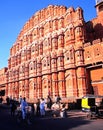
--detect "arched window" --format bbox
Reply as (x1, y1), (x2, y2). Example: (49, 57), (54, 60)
(29, 62), (34, 70)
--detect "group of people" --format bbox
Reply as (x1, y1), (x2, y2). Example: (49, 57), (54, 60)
(35, 94), (67, 118)
(9, 97), (28, 119)
(34, 96), (52, 117)
(27, 95), (62, 118)
(8, 94), (67, 120)
(18, 96), (47, 119)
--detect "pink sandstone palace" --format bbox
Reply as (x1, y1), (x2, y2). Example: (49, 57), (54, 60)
(0, 0), (103, 102)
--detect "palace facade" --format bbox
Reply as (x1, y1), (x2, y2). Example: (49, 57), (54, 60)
(0, 0), (103, 102)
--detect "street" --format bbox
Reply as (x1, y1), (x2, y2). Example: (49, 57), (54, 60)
(0, 104), (103, 130)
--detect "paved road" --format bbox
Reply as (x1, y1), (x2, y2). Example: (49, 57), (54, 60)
(0, 104), (103, 130)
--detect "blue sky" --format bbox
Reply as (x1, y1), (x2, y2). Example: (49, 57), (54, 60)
(0, 0), (96, 69)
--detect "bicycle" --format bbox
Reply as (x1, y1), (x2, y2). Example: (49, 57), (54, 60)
(16, 106), (32, 125)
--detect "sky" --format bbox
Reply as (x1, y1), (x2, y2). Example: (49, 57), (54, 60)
(0, 0), (96, 69)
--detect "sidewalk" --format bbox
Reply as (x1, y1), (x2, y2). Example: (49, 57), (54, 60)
(0, 103), (10, 109)
(67, 110), (86, 118)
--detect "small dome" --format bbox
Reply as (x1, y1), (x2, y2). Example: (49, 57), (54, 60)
(67, 6), (75, 13)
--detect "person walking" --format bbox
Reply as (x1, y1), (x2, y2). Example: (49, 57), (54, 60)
(20, 97), (28, 120)
(10, 100), (17, 116)
(19, 95), (22, 104)
(6, 96), (10, 105)
(56, 95), (61, 104)
(40, 98), (45, 117)
(31, 103), (35, 115)
(47, 95), (52, 109)
(36, 98), (40, 117)
(60, 103), (67, 118)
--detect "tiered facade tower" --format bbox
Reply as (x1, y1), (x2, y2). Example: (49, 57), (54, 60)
(0, 0), (103, 102)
